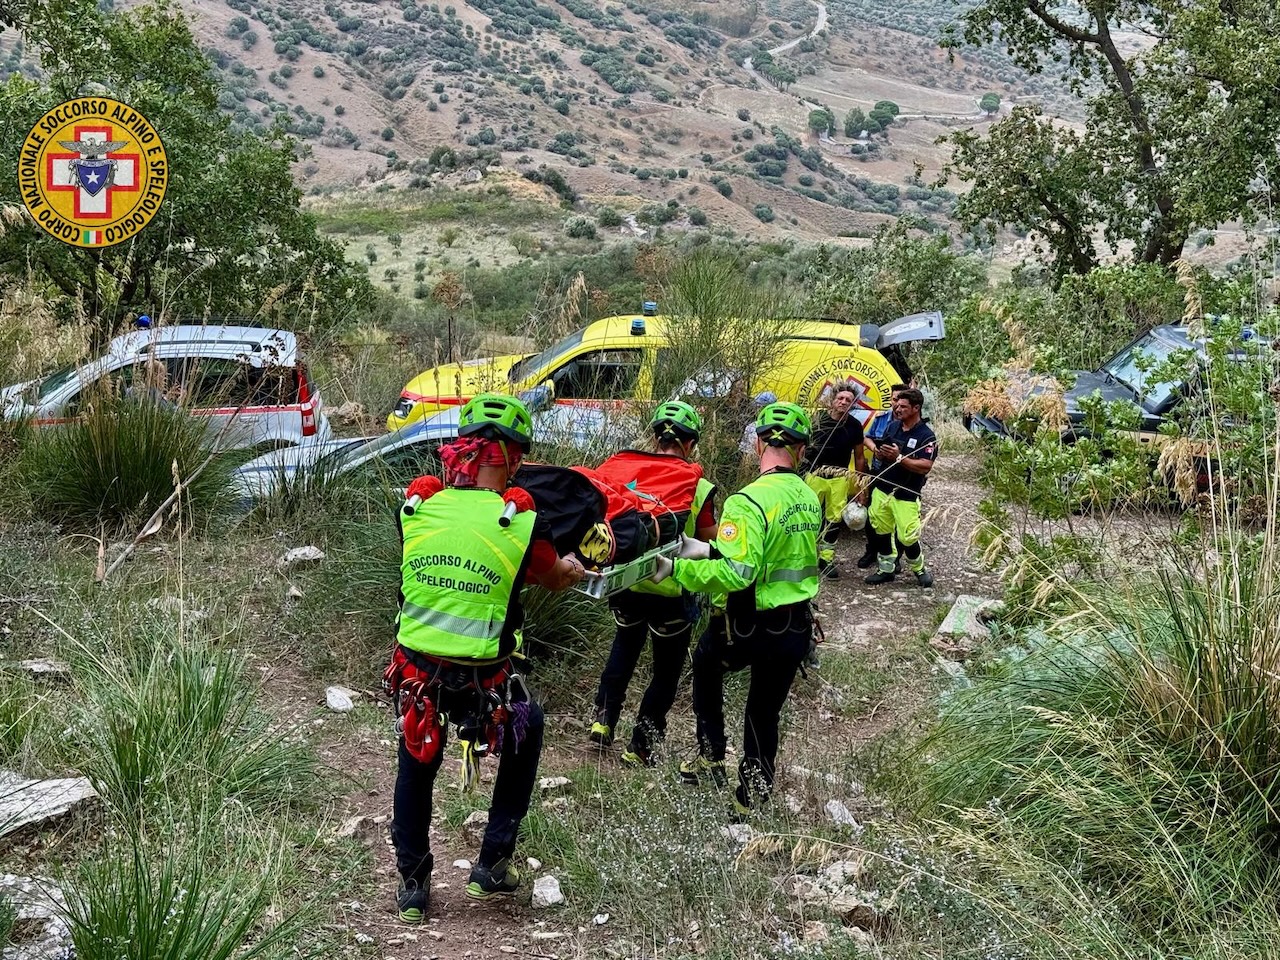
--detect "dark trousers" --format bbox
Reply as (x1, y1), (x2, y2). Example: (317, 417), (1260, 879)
(691, 603), (812, 807)
(594, 590), (695, 750)
(392, 698), (545, 883)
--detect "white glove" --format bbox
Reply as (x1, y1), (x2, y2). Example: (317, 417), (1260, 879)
(677, 534), (711, 560)
(651, 555), (674, 583)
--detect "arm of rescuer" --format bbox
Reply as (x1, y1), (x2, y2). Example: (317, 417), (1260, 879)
(506, 488), (586, 591)
(694, 487), (719, 542)
(875, 437), (937, 476)
(662, 491), (764, 593)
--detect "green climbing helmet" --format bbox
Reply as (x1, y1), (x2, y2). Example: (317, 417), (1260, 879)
(458, 393), (534, 451)
(755, 401), (811, 446)
(650, 400), (702, 442)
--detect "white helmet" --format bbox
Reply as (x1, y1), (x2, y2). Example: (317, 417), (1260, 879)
(842, 501), (867, 531)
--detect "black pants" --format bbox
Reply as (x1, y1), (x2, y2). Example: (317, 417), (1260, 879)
(392, 695), (545, 884)
(691, 603), (812, 808)
(594, 590), (696, 751)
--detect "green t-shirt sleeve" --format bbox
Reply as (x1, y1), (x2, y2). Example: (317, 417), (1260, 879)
(672, 491), (763, 594)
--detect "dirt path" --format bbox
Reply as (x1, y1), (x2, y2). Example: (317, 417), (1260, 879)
(316, 455), (995, 958)
(743, 0), (828, 84)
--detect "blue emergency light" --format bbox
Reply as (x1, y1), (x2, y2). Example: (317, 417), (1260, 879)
(631, 318), (646, 335)
(642, 301), (658, 316)
(135, 314), (152, 329)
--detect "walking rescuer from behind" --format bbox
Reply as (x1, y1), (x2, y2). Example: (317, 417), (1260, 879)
(588, 401), (718, 766)
(651, 402), (821, 816)
(802, 381), (867, 580)
(384, 394), (586, 924)
(864, 388), (937, 588)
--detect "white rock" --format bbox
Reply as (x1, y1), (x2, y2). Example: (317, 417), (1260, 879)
(592, 912), (610, 925)
(720, 823), (752, 845)
(278, 546), (325, 570)
(936, 594), (1003, 639)
(0, 772), (99, 837)
(325, 686), (356, 712)
(803, 919), (829, 943)
(531, 875), (564, 908)
(825, 799), (862, 829)
(286, 584), (304, 600)
(452, 859), (471, 870)
(333, 815), (375, 841)
(538, 776), (571, 792)
(936, 657), (971, 687)
(462, 810), (489, 845)
(526, 857), (542, 871)
(12, 659), (71, 680)
(0, 874), (72, 959)
(354, 932), (374, 945)
(819, 859), (865, 887)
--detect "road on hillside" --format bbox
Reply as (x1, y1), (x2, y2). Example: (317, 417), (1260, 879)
(742, 0), (827, 79)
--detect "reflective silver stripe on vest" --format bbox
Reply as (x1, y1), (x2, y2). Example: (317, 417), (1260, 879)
(726, 559), (755, 580)
(765, 566), (818, 583)
(400, 600), (496, 640)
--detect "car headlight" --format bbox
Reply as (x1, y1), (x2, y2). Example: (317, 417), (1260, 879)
(393, 398), (414, 419)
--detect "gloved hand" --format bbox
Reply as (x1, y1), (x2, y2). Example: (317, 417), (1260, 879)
(677, 534), (711, 560)
(502, 487), (535, 513)
(406, 475), (444, 502)
(650, 555), (674, 584)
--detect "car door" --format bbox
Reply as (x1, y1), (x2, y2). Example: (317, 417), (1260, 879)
(542, 347), (647, 451)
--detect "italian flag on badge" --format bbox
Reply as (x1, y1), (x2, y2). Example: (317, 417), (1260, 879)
(81, 229), (101, 245)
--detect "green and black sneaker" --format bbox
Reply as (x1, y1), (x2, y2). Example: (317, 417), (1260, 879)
(396, 880), (429, 924)
(466, 857), (520, 900)
(588, 714), (614, 748)
(678, 755), (728, 788)
(621, 743), (654, 767)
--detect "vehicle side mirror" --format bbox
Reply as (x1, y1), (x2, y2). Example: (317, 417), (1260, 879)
(521, 382), (554, 413)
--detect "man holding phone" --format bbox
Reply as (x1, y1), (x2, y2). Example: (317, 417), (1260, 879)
(863, 388), (937, 588)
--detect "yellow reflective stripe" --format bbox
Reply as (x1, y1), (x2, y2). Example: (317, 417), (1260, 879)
(400, 600), (497, 640)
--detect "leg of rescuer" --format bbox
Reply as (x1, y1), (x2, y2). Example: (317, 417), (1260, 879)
(390, 394), (585, 923)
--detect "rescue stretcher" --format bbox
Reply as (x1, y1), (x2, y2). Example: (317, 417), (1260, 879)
(573, 539), (683, 600)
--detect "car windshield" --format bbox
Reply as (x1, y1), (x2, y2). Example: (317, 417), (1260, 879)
(507, 329), (585, 384)
(36, 365), (80, 400)
(324, 431), (407, 471)
(1101, 334), (1183, 411)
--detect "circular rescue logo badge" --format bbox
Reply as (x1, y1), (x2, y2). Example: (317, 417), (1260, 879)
(17, 97), (167, 248)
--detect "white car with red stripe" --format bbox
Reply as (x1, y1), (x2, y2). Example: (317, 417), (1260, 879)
(1, 324), (330, 449)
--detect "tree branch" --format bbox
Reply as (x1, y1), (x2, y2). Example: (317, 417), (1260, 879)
(1027, 0), (1100, 44)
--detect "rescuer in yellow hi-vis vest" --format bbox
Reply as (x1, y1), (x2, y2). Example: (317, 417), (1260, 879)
(384, 394), (585, 924)
(651, 401), (823, 816)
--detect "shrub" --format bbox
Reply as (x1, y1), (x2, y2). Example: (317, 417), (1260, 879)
(564, 215), (598, 240)
(753, 203), (774, 222)
(381, 127), (395, 141)
(597, 206), (623, 228)
(16, 395), (232, 528)
(687, 206), (707, 226)
(713, 178), (732, 197)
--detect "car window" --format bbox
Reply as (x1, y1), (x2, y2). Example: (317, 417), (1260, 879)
(166, 357), (294, 408)
(550, 348), (644, 401)
(61, 362), (143, 415)
(1102, 335), (1182, 411)
(508, 329), (586, 384)
(36, 365), (80, 400)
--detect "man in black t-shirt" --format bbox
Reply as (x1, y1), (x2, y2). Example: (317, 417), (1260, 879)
(802, 381), (866, 579)
(863, 388), (937, 588)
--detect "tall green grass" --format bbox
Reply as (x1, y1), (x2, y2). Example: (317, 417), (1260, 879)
(17, 395), (232, 528)
(918, 503), (1280, 954)
(73, 637), (315, 818)
(65, 827), (305, 960)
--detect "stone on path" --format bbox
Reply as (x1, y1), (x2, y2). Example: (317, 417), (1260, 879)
(0, 873), (73, 960)
(931, 594), (1004, 659)
(462, 810), (488, 845)
(531, 875), (564, 908)
(538, 776), (571, 793)
(325, 686), (357, 712)
(278, 546), (325, 570)
(0, 772), (98, 837)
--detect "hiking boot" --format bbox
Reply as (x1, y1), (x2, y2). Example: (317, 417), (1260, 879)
(589, 717), (614, 748)
(396, 880), (429, 924)
(864, 570), (896, 585)
(466, 858), (520, 900)
(856, 550), (876, 569)
(678, 756), (728, 788)
(730, 794), (752, 822)
(914, 568), (934, 588)
(621, 743), (654, 767)
(818, 559), (840, 580)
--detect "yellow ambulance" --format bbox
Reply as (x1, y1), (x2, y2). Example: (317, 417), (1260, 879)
(387, 308), (944, 432)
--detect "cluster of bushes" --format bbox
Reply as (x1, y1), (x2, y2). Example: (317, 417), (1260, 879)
(580, 48), (643, 93)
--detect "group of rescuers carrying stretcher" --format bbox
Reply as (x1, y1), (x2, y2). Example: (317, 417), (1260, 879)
(384, 382), (938, 923)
